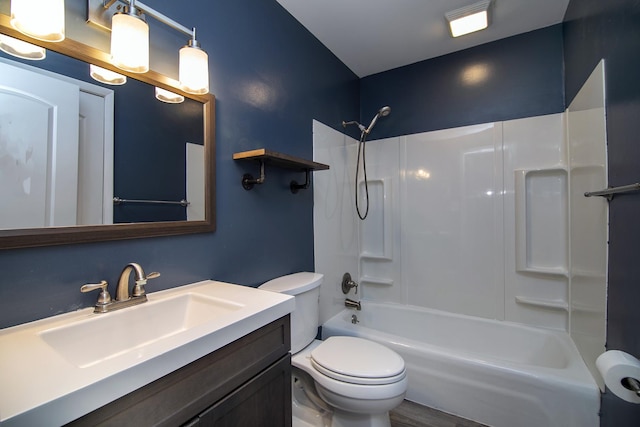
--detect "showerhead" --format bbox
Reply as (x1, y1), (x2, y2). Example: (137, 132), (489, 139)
(379, 106), (391, 117)
(342, 106), (391, 137)
(365, 106), (391, 134)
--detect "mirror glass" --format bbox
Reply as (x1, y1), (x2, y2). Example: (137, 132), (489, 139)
(0, 20), (215, 249)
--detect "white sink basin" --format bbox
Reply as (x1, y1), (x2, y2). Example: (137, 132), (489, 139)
(40, 293), (243, 368)
(0, 280), (294, 427)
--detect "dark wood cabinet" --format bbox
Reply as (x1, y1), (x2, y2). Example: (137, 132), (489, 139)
(67, 316), (291, 427)
(188, 355), (291, 427)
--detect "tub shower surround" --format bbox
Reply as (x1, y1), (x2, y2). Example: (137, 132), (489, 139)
(322, 302), (599, 427)
(312, 66), (607, 426)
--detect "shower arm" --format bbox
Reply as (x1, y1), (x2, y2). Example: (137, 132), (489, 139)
(343, 106), (390, 137)
(342, 120), (366, 134)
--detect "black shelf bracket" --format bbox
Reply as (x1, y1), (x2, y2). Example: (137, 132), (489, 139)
(241, 160), (266, 190)
(290, 169), (311, 194)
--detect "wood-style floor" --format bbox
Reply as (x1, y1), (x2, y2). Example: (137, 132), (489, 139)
(390, 400), (488, 427)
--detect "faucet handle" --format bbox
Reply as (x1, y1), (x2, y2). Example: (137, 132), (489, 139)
(341, 272), (358, 294)
(132, 271), (160, 297)
(81, 280), (112, 306)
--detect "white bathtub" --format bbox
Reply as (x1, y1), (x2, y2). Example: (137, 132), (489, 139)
(321, 302), (600, 427)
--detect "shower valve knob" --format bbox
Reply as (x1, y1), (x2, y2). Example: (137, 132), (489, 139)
(341, 272), (358, 294)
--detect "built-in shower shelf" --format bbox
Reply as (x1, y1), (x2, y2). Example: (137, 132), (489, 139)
(514, 168), (568, 277)
(360, 276), (394, 286)
(233, 148), (329, 193)
(515, 296), (569, 311)
(517, 266), (569, 278)
(360, 253), (393, 261)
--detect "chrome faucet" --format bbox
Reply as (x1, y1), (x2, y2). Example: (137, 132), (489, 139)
(345, 298), (361, 310)
(117, 262), (159, 301)
(81, 263), (160, 313)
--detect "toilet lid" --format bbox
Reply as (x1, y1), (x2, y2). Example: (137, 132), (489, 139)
(310, 336), (406, 385)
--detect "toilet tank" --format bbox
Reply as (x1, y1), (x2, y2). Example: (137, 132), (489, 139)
(259, 272), (323, 353)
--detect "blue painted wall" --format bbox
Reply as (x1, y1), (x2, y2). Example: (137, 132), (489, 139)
(111, 80), (203, 223)
(564, 0), (640, 425)
(0, 0), (359, 328)
(358, 25), (565, 140)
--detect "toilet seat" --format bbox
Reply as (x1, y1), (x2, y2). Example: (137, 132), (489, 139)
(293, 340), (408, 402)
(310, 336), (406, 385)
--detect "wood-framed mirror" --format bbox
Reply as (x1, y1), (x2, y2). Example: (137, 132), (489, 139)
(0, 14), (216, 249)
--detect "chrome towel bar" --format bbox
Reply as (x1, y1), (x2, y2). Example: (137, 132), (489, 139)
(584, 183), (640, 201)
(113, 197), (190, 206)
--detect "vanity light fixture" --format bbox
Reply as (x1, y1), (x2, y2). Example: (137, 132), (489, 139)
(10, 0), (65, 42)
(155, 87), (184, 103)
(90, 64), (127, 85)
(0, 34), (46, 60)
(110, 0), (149, 73)
(88, 0), (210, 94)
(445, 0), (491, 38)
(179, 28), (209, 95)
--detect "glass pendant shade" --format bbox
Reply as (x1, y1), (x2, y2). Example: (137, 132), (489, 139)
(155, 87), (184, 104)
(10, 0), (65, 42)
(179, 44), (209, 95)
(90, 64), (127, 85)
(0, 34), (46, 60)
(110, 13), (149, 73)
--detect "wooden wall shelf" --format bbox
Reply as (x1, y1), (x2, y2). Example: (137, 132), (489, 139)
(233, 149), (329, 193)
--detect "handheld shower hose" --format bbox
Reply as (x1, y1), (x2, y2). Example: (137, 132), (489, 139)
(342, 106), (391, 220)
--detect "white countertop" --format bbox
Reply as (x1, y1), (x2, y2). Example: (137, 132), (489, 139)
(0, 280), (294, 426)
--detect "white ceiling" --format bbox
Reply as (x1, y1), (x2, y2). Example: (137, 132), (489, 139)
(276, 0), (570, 77)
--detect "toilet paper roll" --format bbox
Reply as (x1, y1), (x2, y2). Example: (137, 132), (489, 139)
(596, 350), (640, 403)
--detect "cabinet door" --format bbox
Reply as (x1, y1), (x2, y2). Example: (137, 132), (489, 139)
(197, 355), (292, 427)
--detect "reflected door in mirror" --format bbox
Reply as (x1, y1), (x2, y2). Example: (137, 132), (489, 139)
(1, 60), (80, 228)
(0, 59), (112, 229)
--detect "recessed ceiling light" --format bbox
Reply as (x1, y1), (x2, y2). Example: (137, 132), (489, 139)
(445, 0), (491, 38)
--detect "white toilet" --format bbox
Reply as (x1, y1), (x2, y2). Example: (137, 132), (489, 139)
(259, 272), (408, 427)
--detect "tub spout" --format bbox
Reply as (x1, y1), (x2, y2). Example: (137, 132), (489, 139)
(345, 298), (361, 310)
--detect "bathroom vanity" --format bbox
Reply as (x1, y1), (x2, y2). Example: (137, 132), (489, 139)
(0, 281), (295, 426)
(68, 316), (292, 426)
